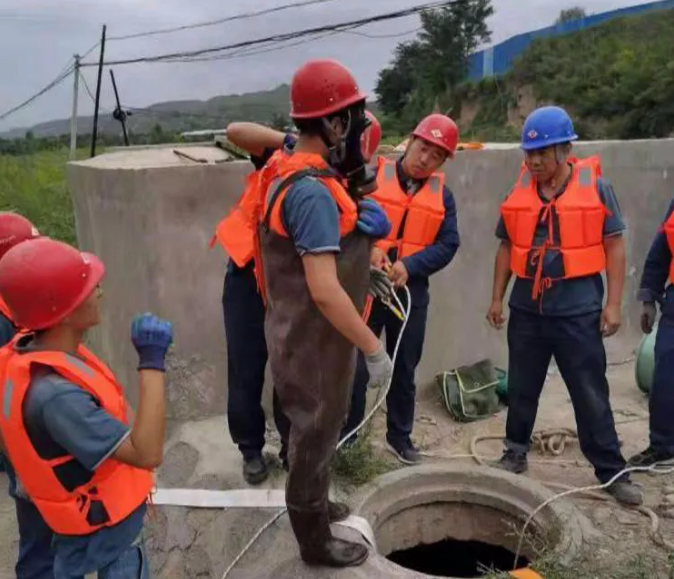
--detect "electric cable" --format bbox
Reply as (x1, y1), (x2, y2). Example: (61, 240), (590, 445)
(80, 1), (455, 67)
(107, 0), (342, 41)
(0, 64), (74, 122)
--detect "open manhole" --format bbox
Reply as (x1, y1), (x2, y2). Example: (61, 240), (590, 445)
(351, 464), (591, 578)
(387, 538), (529, 577)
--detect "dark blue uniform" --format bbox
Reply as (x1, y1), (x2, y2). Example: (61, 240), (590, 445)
(343, 159), (460, 449)
(495, 176), (629, 483)
(637, 199), (674, 456)
(223, 137), (295, 462)
(0, 314), (56, 579)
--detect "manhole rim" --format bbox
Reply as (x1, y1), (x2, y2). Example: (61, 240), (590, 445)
(350, 464), (593, 577)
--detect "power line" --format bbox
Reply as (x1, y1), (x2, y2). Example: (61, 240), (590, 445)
(107, 0), (340, 41)
(0, 64), (74, 122)
(81, 0), (451, 67)
(80, 72), (96, 103)
(158, 25), (422, 64)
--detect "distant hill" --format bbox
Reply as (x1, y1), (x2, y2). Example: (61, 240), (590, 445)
(2, 84), (293, 139)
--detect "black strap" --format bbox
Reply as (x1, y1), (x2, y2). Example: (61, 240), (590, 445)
(262, 167), (337, 230)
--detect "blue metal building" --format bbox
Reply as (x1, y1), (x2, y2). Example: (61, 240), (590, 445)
(468, 0), (674, 79)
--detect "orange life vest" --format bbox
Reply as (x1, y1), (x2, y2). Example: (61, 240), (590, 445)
(663, 211), (674, 284)
(210, 171), (262, 268)
(500, 156), (607, 299)
(253, 150), (359, 302)
(369, 156), (445, 259)
(0, 295), (12, 322)
(0, 338), (154, 536)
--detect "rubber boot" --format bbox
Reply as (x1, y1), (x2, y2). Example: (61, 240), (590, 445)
(328, 501), (350, 523)
(289, 508), (369, 568)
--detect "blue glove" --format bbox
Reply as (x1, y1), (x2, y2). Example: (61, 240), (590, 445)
(131, 313), (174, 372)
(357, 199), (391, 239)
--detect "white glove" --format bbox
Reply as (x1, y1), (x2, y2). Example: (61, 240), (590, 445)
(365, 344), (394, 389)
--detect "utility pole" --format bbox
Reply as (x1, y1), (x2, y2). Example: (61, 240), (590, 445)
(69, 54), (81, 160)
(90, 24), (107, 158)
(110, 70), (130, 146)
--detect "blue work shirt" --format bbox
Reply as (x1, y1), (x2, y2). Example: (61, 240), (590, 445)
(495, 175), (625, 317)
(15, 335), (145, 576)
(281, 176), (342, 256)
(227, 134), (297, 276)
(638, 199), (674, 318)
(387, 158), (461, 307)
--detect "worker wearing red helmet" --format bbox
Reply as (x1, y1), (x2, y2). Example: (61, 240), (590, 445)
(0, 237), (173, 577)
(257, 58), (392, 568)
(341, 114), (461, 465)
(0, 213), (56, 579)
(212, 112), (383, 485)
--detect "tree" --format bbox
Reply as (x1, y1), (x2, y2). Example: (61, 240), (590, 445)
(375, 0), (493, 125)
(556, 7), (587, 24)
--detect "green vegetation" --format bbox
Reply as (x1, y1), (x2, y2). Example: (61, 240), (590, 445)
(376, 0), (493, 135)
(332, 435), (394, 489)
(377, 4), (674, 142)
(509, 7), (674, 139)
(0, 149), (75, 244)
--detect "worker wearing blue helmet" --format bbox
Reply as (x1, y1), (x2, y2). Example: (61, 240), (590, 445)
(486, 106), (642, 506)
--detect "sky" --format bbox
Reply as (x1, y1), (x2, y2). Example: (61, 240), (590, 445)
(0, 0), (660, 131)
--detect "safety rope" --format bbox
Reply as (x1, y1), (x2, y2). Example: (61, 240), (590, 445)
(220, 286), (412, 579)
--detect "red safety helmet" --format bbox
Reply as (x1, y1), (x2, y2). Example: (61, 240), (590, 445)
(0, 212), (40, 261)
(0, 238), (105, 330)
(290, 59), (367, 120)
(412, 114), (459, 157)
(361, 111), (381, 163)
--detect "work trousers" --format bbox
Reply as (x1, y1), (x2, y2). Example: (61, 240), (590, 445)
(342, 296), (428, 446)
(15, 496), (55, 579)
(505, 309), (627, 483)
(649, 314), (674, 455)
(222, 264), (290, 461)
(53, 539), (149, 579)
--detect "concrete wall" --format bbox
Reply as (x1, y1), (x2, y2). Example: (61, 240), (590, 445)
(68, 140), (674, 419)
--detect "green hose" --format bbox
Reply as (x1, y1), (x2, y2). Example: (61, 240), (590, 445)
(635, 326), (657, 394)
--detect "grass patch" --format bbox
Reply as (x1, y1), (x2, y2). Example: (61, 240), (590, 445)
(483, 552), (672, 578)
(332, 435), (393, 488)
(0, 148), (76, 244)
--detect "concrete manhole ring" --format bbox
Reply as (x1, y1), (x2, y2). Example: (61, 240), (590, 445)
(346, 464), (594, 578)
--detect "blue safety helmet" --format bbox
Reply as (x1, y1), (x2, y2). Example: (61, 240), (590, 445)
(521, 106), (578, 151)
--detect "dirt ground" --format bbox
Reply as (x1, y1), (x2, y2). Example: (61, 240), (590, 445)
(0, 362), (673, 577)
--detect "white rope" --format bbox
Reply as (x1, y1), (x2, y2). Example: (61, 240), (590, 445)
(514, 463), (674, 566)
(220, 286), (412, 579)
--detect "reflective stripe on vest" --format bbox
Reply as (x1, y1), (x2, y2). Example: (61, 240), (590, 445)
(664, 211), (674, 284)
(370, 156), (445, 259)
(500, 156), (606, 295)
(0, 337), (154, 535)
(210, 170), (261, 268)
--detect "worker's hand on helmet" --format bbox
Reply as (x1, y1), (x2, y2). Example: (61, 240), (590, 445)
(389, 261), (409, 288)
(641, 302), (657, 335)
(600, 303), (622, 338)
(486, 300), (506, 330)
(369, 267), (395, 302)
(357, 199), (391, 239)
(364, 343), (393, 390)
(131, 313), (174, 372)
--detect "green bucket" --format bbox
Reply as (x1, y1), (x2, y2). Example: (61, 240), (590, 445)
(635, 326), (657, 394)
(495, 367), (508, 402)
